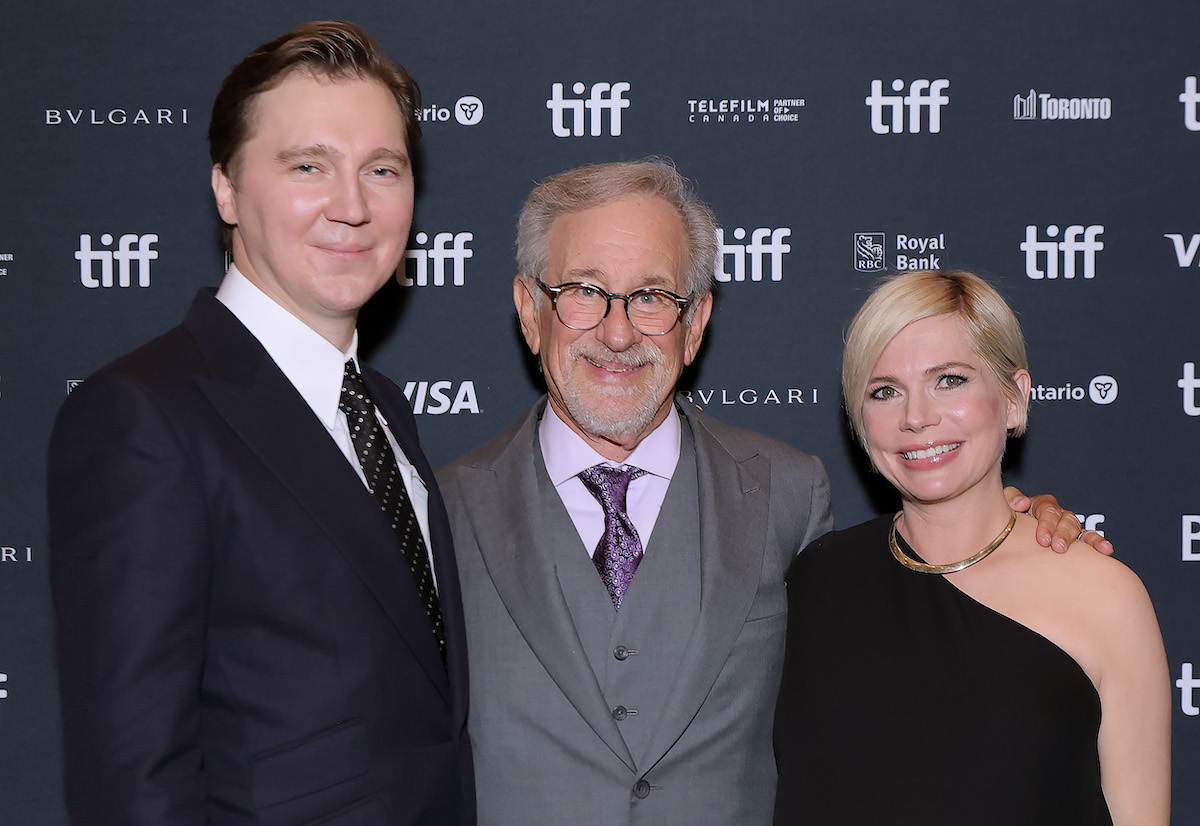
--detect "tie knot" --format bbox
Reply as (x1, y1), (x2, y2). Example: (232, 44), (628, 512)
(340, 360), (374, 417)
(579, 464), (645, 509)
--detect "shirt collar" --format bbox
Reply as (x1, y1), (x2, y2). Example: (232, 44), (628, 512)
(215, 264), (356, 431)
(539, 399), (681, 486)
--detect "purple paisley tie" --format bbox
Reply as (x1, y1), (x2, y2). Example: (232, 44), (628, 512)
(578, 464), (647, 609)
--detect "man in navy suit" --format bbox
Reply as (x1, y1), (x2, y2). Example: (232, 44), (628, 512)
(47, 21), (473, 825)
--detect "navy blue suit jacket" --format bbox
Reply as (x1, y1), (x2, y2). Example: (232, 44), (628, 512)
(48, 289), (474, 825)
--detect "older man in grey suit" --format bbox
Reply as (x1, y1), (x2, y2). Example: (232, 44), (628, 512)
(438, 159), (1093, 825)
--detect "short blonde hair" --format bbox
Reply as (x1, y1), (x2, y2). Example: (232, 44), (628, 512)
(842, 270), (1029, 451)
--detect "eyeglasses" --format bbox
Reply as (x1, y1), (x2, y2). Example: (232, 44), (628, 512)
(535, 280), (691, 336)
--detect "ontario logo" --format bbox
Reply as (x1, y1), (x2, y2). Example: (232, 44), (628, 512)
(1031, 375), (1118, 405)
(417, 95), (484, 126)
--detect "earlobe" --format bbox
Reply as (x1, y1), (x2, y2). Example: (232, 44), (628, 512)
(513, 275), (542, 355)
(1008, 369), (1033, 429)
(212, 165), (238, 225)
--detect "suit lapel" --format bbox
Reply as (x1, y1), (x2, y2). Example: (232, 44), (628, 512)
(459, 403), (635, 770)
(639, 400), (771, 771)
(184, 292), (451, 700)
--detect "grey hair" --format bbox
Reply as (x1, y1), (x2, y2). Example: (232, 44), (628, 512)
(516, 158), (718, 305)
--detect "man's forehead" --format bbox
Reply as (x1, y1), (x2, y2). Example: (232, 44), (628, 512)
(546, 197), (689, 281)
(243, 70), (402, 138)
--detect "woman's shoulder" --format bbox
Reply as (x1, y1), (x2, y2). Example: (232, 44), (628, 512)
(979, 516), (1162, 684)
(1029, 527), (1154, 616)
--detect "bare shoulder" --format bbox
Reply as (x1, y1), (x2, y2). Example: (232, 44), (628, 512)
(958, 516), (1162, 687)
(1048, 535), (1156, 621)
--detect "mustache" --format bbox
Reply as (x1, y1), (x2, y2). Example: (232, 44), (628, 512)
(568, 340), (666, 368)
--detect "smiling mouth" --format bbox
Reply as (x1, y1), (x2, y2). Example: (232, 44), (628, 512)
(901, 442), (961, 461)
(584, 356), (644, 374)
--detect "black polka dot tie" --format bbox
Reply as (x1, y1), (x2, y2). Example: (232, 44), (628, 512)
(340, 360), (444, 662)
(578, 464), (646, 610)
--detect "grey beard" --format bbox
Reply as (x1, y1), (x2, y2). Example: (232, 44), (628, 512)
(559, 341), (671, 442)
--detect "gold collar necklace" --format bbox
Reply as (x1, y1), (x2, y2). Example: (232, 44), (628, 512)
(889, 511), (1016, 575)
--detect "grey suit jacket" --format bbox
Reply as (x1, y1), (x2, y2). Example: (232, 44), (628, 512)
(437, 396), (832, 825)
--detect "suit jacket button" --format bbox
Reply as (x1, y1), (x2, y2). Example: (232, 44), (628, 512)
(612, 705), (628, 721)
(633, 779), (651, 799)
(614, 645), (629, 660)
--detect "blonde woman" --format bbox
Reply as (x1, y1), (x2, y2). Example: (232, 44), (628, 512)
(773, 270), (1169, 825)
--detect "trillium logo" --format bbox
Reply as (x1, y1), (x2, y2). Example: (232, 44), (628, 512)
(1088, 375), (1118, 404)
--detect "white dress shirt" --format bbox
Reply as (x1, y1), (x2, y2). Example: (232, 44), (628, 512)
(216, 265), (435, 575)
(539, 401), (681, 558)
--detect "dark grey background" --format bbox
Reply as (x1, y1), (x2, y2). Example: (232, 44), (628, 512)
(2, 1), (1197, 820)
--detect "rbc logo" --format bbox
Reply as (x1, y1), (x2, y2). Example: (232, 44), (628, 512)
(401, 232), (473, 287)
(547, 82), (630, 137)
(76, 233), (159, 288)
(1020, 225), (1104, 279)
(1180, 76), (1200, 131)
(716, 227), (791, 282)
(854, 233), (885, 272)
(866, 78), (950, 134)
(404, 381), (479, 414)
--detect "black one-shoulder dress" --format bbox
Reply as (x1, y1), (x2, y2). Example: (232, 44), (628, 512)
(773, 516), (1111, 825)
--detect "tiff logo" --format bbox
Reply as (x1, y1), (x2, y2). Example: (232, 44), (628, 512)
(1020, 225), (1103, 280)
(1180, 363), (1200, 416)
(1165, 233), (1200, 267)
(866, 78), (950, 134)
(1179, 663), (1200, 715)
(76, 233), (158, 288)
(716, 227), (791, 282)
(547, 82), (630, 137)
(401, 232), (473, 287)
(1181, 76), (1200, 131)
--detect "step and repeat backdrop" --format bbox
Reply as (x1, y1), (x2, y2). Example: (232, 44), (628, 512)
(2, 0), (1197, 819)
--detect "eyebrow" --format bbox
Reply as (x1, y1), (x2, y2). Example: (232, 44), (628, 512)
(275, 145), (409, 167)
(276, 144), (340, 165)
(560, 267), (679, 291)
(867, 360), (979, 385)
